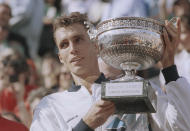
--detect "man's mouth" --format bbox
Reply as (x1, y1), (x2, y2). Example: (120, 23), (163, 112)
(70, 57), (84, 63)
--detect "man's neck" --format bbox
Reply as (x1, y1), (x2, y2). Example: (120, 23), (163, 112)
(71, 71), (101, 94)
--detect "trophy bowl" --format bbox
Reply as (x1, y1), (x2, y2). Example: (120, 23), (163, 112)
(96, 17), (166, 114)
(96, 17), (165, 71)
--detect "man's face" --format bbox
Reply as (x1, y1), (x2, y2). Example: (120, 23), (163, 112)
(0, 6), (11, 26)
(55, 23), (98, 76)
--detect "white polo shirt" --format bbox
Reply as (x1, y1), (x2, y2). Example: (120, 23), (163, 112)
(30, 69), (190, 131)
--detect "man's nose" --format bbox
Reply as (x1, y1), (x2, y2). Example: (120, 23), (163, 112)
(70, 42), (78, 54)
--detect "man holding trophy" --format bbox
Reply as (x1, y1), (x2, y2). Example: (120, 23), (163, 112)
(30, 12), (190, 131)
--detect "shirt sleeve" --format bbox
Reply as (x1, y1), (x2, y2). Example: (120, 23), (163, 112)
(151, 77), (190, 131)
(73, 119), (94, 131)
(162, 65), (180, 84)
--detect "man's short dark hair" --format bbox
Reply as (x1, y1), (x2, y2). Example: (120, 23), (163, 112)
(53, 12), (88, 32)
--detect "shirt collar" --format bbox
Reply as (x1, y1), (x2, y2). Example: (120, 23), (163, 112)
(68, 73), (108, 92)
(94, 73), (108, 84)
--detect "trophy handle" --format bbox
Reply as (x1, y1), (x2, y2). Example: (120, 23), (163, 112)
(84, 21), (97, 41)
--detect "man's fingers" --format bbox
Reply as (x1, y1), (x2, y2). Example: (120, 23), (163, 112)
(101, 106), (115, 118)
(165, 18), (181, 41)
(95, 99), (115, 114)
(96, 99), (114, 107)
(93, 106), (115, 126)
(98, 102), (115, 113)
(176, 17), (181, 35)
(167, 20), (178, 33)
(98, 104), (115, 118)
(165, 23), (177, 39)
(161, 35), (167, 58)
(163, 28), (170, 45)
(163, 29), (174, 52)
(83, 100), (115, 129)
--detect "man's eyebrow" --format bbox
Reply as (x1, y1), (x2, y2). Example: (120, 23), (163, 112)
(72, 34), (84, 39)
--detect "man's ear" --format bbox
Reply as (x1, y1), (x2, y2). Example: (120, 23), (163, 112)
(58, 53), (64, 64)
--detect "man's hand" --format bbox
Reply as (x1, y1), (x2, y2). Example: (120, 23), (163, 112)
(161, 17), (181, 68)
(83, 100), (115, 129)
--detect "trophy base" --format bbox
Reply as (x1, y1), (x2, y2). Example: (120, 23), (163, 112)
(101, 80), (157, 114)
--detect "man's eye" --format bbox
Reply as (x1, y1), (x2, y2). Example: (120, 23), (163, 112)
(74, 37), (82, 43)
(60, 42), (69, 49)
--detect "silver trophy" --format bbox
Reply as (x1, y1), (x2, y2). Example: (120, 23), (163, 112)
(93, 17), (168, 114)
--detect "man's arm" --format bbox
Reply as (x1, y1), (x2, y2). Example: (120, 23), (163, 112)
(150, 66), (190, 131)
(73, 119), (94, 131)
(162, 65), (179, 84)
(160, 17), (181, 69)
(30, 97), (115, 131)
(82, 100), (115, 130)
(73, 100), (115, 131)
(150, 17), (190, 130)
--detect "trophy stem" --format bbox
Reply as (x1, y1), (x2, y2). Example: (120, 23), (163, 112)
(120, 70), (136, 81)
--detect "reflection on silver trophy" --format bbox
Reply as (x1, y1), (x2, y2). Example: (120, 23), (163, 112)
(94, 17), (168, 114)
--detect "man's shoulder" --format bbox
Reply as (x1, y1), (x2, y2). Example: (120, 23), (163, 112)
(36, 91), (67, 107)
(35, 90), (79, 110)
